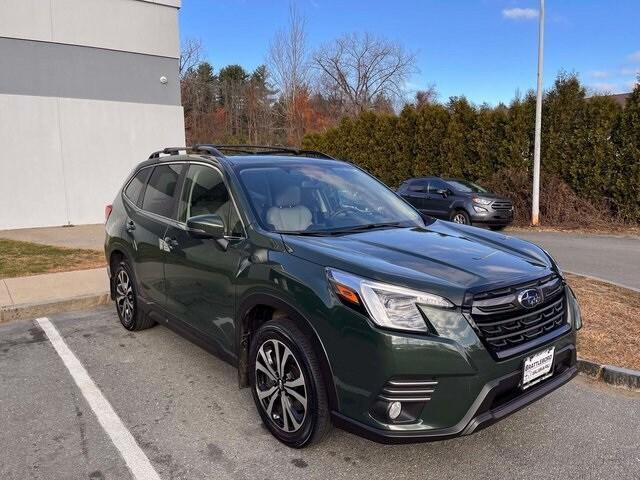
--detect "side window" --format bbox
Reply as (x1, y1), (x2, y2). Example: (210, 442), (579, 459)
(140, 164), (183, 218)
(124, 168), (151, 206)
(228, 204), (244, 237)
(428, 179), (448, 193)
(180, 165), (244, 236)
(408, 180), (428, 192)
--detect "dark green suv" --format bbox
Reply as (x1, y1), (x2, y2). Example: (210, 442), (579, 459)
(105, 145), (581, 448)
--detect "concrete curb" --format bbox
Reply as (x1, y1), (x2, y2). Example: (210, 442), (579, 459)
(577, 358), (640, 390)
(0, 293), (110, 324)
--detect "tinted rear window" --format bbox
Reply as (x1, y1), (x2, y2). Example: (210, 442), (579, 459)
(141, 164), (183, 218)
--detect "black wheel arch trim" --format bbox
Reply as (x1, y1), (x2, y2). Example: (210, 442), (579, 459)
(106, 242), (136, 299)
(236, 292), (340, 412)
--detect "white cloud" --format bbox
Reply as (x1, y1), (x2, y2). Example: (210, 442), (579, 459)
(589, 70), (610, 79)
(591, 82), (619, 93)
(590, 82), (633, 93)
(620, 67), (639, 76)
(628, 51), (640, 63)
(502, 8), (539, 20)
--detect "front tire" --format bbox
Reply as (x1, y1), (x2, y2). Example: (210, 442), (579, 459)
(113, 261), (155, 331)
(250, 318), (331, 448)
(451, 209), (470, 225)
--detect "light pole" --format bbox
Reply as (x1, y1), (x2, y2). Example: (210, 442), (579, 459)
(532, 0), (545, 225)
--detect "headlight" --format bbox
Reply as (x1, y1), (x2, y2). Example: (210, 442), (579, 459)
(327, 269), (454, 332)
(472, 197), (492, 205)
(568, 286), (582, 330)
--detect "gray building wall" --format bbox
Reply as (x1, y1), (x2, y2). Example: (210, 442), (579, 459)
(0, 0), (185, 229)
(0, 37), (181, 105)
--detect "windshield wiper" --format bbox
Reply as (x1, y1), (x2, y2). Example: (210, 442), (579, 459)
(323, 222), (407, 234)
(277, 230), (336, 236)
(277, 222), (407, 237)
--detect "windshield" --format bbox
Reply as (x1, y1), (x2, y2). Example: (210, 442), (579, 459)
(444, 179), (488, 193)
(236, 163), (424, 234)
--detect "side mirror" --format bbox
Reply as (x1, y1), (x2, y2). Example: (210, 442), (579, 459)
(436, 188), (449, 197)
(186, 214), (225, 239)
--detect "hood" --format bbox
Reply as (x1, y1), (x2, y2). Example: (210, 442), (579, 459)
(456, 191), (511, 202)
(281, 220), (552, 305)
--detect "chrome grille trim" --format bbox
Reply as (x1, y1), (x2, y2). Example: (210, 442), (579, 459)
(387, 380), (438, 387)
(470, 273), (568, 358)
(378, 379), (438, 403)
(491, 200), (513, 211)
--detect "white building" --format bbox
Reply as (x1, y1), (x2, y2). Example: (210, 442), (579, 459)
(0, 0), (185, 229)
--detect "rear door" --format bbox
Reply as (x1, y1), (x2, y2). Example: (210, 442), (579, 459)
(162, 163), (247, 358)
(125, 163), (184, 307)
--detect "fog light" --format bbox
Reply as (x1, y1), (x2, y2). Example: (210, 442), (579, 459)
(388, 401), (402, 420)
(473, 205), (488, 213)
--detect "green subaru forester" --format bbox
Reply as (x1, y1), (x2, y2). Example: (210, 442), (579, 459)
(104, 145), (581, 448)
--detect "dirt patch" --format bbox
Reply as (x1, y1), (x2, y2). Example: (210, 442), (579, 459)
(0, 239), (106, 279)
(566, 273), (640, 371)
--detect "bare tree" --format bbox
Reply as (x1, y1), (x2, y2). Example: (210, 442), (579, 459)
(415, 85), (438, 107)
(313, 33), (417, 115)
(179, 38), (204, 79)
(268, 4), (310, 144)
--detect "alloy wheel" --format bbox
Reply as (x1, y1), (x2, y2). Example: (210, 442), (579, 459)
(115, 269), (135, 326)
(255, 339), (308, 433)
(453, 213), (468, 224)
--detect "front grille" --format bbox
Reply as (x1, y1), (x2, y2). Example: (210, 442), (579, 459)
(377, 379), (437, 403)
(491, 200), (513, 211)
(471, 274), (568, 358)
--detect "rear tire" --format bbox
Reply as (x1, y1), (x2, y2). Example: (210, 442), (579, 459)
(450, 209), (470, 225)
(250, 318), (331, 448)
(113, 261), (155, 331)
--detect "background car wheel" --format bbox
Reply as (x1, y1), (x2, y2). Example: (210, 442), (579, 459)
(451, 210), (470, 225)
(113, 261), (155, 331)
(250, 318), (331, 448)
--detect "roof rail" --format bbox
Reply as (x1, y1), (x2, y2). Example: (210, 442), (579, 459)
(147, 144), (335, 161)
(210, 144), (335, 160)
(147, 145), (225, 160)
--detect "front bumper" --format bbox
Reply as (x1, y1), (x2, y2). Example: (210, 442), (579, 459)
(469, 208), (514, 226)
(322, 286), (580, 443)
(332, 344), (577, 444)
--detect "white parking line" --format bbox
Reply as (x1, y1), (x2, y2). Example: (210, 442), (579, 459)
(36, 317), (162, 480)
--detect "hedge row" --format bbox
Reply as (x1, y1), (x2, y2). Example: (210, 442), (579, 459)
(302, 74), (640, 223)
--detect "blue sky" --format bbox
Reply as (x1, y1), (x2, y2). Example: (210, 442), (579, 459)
(179, 0), (640, 105)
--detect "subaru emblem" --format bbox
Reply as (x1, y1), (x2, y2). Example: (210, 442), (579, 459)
(517, 288), (542, 309)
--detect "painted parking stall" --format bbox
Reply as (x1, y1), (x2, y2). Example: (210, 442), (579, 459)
(36, 317), (161, 480)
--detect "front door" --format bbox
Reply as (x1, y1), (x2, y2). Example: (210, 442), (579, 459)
(163, 163), (247, 358)
(424, 178), (453, 218)
(402, 180), (429, 211)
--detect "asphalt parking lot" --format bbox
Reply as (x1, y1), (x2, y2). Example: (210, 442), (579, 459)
(1, 306), (639, 480)
(511, 231), (640, 291)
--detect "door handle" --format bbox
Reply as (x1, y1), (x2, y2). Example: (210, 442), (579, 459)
(126, 220), (136, 232)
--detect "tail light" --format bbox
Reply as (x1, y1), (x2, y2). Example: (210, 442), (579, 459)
(105, 204), (113, 222)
